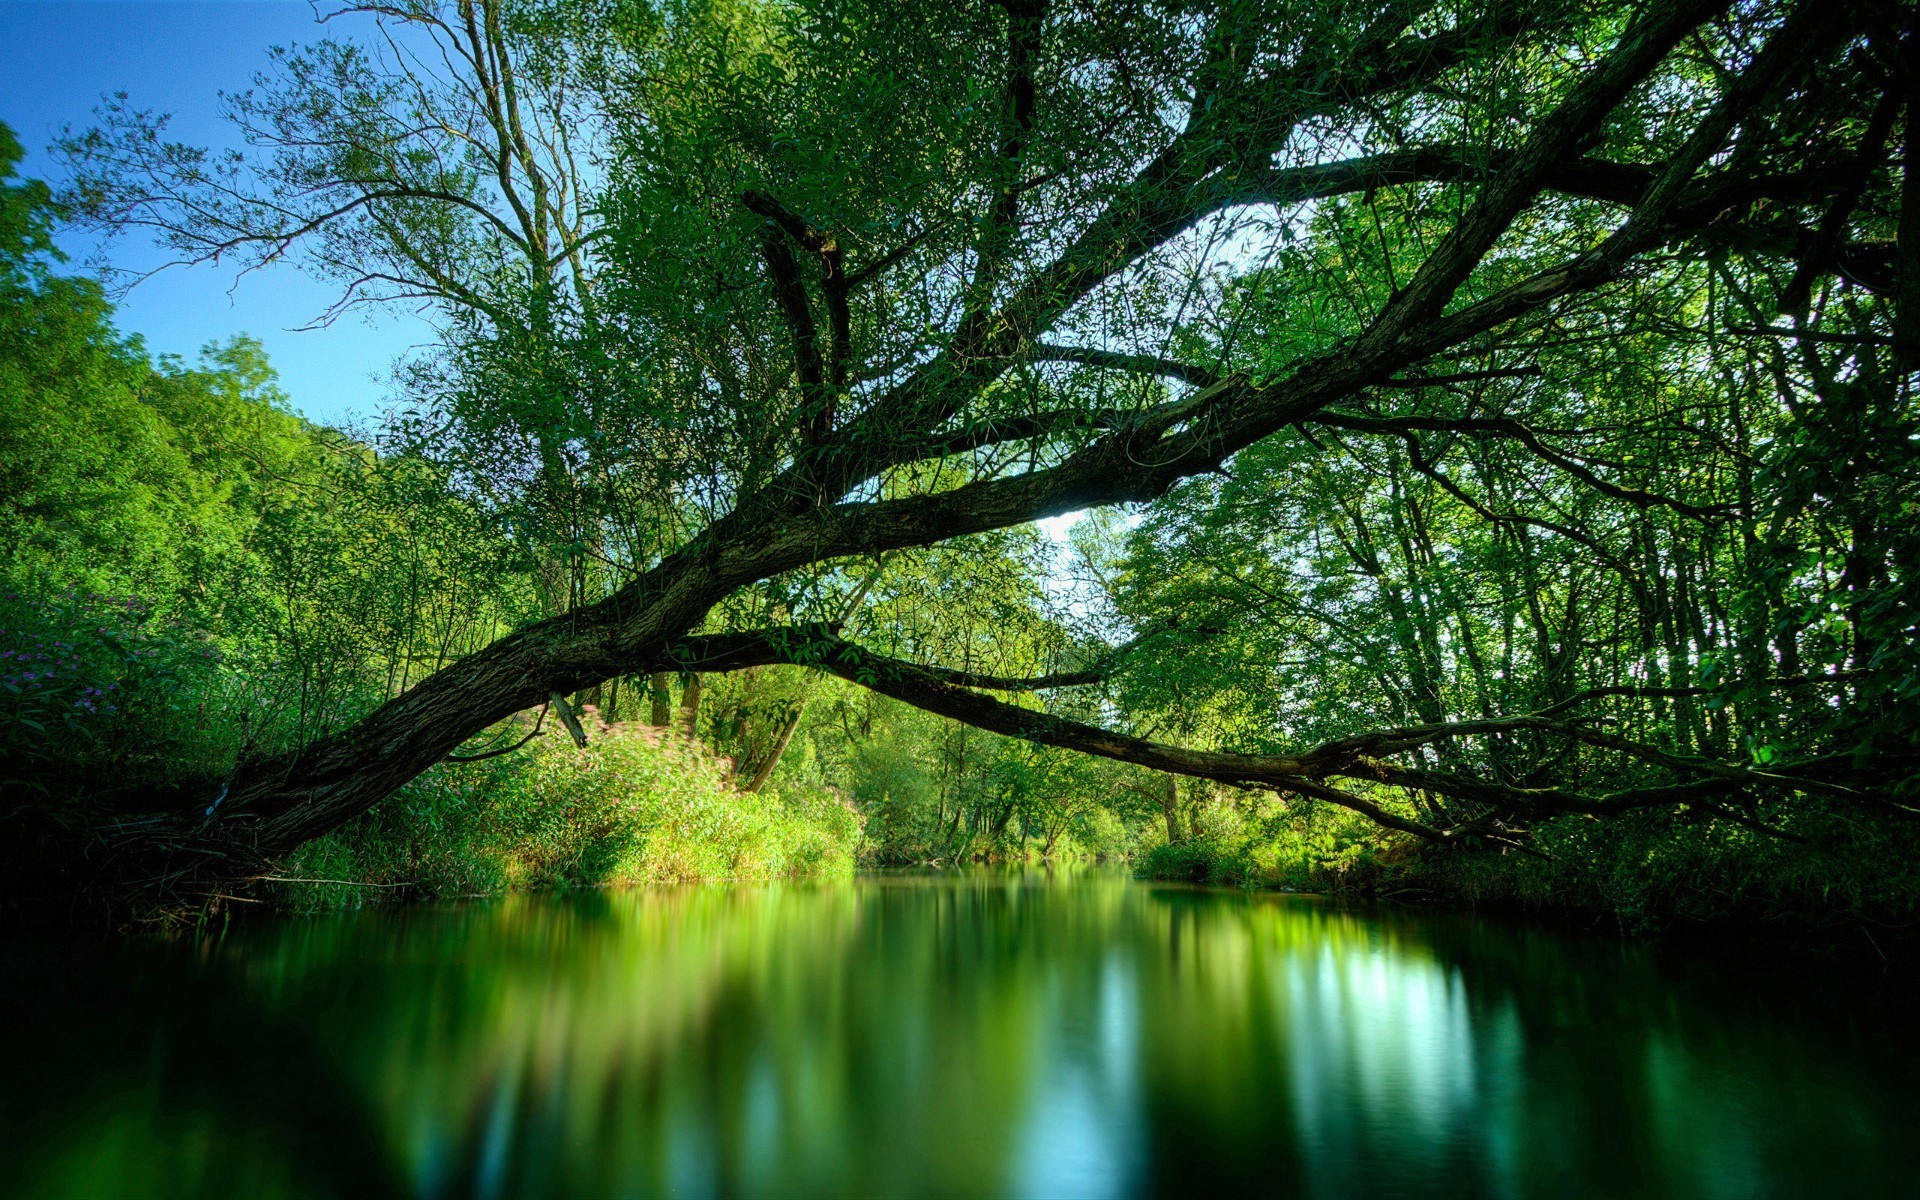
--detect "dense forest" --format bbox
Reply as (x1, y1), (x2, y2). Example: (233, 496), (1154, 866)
(1, 0), (1916, 935)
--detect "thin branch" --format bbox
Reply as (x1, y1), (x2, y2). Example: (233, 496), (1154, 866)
(1726, 324), (1896, 346)
(1030, 343), (1221, 386)
(445, 701), (548, 762)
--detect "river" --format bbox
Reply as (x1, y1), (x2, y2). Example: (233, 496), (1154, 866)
(2, 871), (1914, 1198)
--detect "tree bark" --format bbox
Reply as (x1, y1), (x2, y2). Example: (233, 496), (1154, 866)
(649, 672), (673, 727)
(550, 692), (589, 748)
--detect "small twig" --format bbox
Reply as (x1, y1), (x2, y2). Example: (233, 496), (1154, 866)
(1862, 925), (1887, 962)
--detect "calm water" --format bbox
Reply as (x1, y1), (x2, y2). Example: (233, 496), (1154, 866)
(2, 871), (1915, 1198)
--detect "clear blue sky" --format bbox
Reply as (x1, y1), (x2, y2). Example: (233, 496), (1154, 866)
(0, 1), (433, 426)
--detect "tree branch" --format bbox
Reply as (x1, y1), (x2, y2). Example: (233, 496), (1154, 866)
(445, 701), (549, 762)
(754, 219), (829, 436)
(745, 188), (850, 429)
(1314, 409), (1729, 521)
(1030, 342), (1222, 386)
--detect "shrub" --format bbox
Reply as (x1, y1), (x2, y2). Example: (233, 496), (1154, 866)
(1404, 805), (1920, 933)
(0, 587), (231, 811)
(1139, 839), (1261, 887)
(270, 717), (863, 910)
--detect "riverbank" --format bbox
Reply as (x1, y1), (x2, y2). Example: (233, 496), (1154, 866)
(1138, 817), (1920, 964)
(263, 722), (863, 911)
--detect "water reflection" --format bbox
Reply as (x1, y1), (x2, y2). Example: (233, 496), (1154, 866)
(3, 872), (1915, 1197)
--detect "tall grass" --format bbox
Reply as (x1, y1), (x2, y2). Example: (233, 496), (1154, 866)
(273, 717), (863, 910)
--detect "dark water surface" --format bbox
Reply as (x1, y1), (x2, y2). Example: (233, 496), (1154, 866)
(3, 872), (1916, 1198)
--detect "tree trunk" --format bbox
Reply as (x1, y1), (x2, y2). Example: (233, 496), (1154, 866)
(678, 672), (703, 740)
(1162, 773), (1182, 845)
(649, 672), (673, 727)
(550, 692), (590, 748)
(744, 697), (809, 793)
(165, 530), (746, 861)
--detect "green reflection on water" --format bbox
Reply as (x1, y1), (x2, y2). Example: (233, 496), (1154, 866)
(3, 871), (1915, 1198)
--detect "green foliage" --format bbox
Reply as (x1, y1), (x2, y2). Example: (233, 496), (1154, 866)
(1136, 789), (1408, 893)
(0, 589), (226, 808)
(846, 729), (943, 863)
(2, 130), (319, 604)
(1407, 809), (1920, 934)
(273, 723), (861, 910)
(0, 120), (870, 902)
(1139, 840), (1259, 888)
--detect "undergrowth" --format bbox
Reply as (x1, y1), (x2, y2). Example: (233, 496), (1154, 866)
(272, 719), (863, 910)
(1135, 798), (1920, 941)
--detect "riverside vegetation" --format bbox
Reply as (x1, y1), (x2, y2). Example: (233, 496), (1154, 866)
(0, 132), (861, 909)
(0, 0), (1916, 941)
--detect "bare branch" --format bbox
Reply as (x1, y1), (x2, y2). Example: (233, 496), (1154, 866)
(1030, 343), (1222, 386)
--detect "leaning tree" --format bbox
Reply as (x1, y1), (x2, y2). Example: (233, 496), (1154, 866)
(61, 0), (1916, 881)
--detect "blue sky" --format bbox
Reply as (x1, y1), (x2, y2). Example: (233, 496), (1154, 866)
(0, 1), (433, 426)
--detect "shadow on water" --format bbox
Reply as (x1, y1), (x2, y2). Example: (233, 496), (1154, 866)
(0, 937), (405, 1199)
(2, 871), (1915, 1198)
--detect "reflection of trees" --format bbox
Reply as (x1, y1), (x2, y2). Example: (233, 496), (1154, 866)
(235, 884), (870, 1196)
(6, 880), (1912, 1197)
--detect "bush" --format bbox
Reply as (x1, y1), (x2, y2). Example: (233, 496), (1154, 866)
(1135, 787), (1920, 937)
(1138, 839), (1261, 887)
(0, 587), (232, 809)
(0, 584), (862, 912)
(270, 718), (863, 910)
(848, 734), (944, 864)
(1403, 806), (1920, 934)
(1066, 805), (1136, 860)
(1134, 791), (1415, 893)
